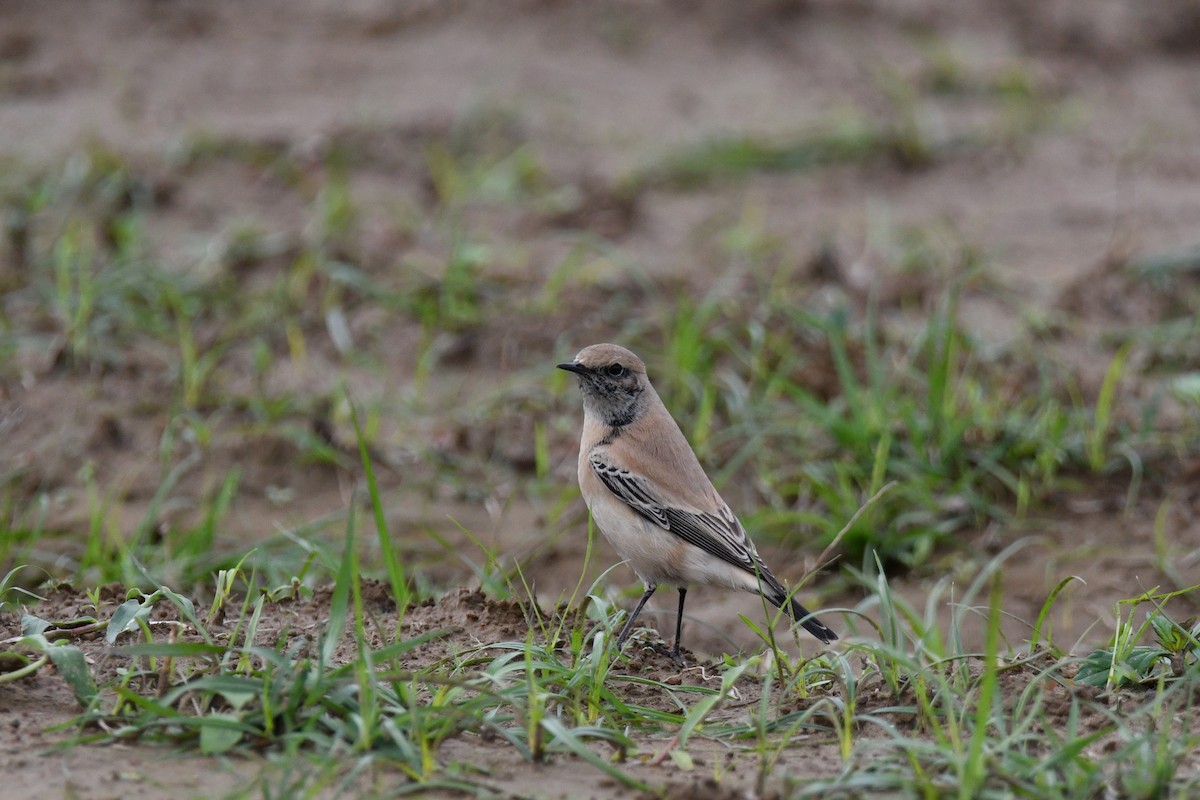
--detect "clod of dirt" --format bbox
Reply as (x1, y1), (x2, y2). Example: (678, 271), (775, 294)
(404, 586), (538, 643)
(651, 776), (766, 800)
(307, 578), (399, 614)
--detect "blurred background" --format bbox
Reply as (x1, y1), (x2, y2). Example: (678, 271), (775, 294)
(1, 0), (1198, 652)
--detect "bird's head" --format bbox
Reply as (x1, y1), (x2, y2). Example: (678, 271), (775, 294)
(558, 343), (650, 428)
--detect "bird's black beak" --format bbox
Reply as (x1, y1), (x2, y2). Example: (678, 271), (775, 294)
(557, 362), (588, 375)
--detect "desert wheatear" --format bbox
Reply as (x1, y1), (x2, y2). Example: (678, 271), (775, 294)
(559, 343), (836, 664)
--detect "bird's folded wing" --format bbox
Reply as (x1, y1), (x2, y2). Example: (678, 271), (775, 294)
(589, 454), (754, 571)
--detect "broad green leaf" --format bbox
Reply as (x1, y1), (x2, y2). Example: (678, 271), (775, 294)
(20, 614), (50, 636)
(200, 714), (245, 755)
(107, 599), (153, 643)
(44, 643), (97, 706)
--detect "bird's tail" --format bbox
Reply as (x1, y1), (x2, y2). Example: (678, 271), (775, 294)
(761, 577), (838, 644)
(783, 595), (838, 643)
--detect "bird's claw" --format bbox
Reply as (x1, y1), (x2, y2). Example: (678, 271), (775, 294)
(651, 642), (686, 668)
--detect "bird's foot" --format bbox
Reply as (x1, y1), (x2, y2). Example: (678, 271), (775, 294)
(651, 642), (686, 668)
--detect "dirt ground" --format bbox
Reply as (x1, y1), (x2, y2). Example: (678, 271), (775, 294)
(0, 581), (1158, 799)
(2, 0), (1200, 797)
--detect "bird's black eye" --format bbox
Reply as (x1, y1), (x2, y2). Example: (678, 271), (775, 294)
(605, 363), (626, 378)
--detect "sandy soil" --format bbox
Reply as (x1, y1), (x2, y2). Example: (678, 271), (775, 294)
(2, 0), (1199, 797)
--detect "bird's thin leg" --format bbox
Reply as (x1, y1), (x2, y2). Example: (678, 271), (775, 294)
(614, 583), (657, 649)
(648, 587), (687, 667)
(670, 587), (687, 660)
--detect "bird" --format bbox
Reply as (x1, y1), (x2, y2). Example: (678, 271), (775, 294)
(558, 342), (837, 665)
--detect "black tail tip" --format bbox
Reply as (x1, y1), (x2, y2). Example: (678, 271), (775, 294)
(801, 616), (838, 644)
(788, 599), (837, 644)
(768, 589), (838, 644)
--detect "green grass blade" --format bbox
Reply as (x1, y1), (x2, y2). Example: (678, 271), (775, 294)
(348, 395), (411, 618)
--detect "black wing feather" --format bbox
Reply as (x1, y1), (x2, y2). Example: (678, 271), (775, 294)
(589, 455), (753, 572)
